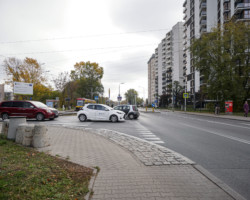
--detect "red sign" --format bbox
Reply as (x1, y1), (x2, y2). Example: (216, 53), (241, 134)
(225, 101), (233, 114)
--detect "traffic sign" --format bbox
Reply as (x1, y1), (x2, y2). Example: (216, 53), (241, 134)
(154, 100), (158, 103)
(183, 93), (189, 98)
(152, 103), (155, 107)
(94, 96), (99, 100)
(117, 96), (122, 101)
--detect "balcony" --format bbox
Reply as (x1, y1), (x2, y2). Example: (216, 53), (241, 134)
(200, 27), (207, 33)
(200, 20), (207, 25)
(234, 3), (250, 15)
(200, 11), (207, 17)
(183, 0), (187, 7)
(183, 14), (188, 20)
(183, 6), (187, 13)
(200, 2), (207, 9)
(167, 68), (172, 73)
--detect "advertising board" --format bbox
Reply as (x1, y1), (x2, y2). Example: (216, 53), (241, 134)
(13, 82), (33, 95)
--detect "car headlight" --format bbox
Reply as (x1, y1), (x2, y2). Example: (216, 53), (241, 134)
(117, 111), (123, 114)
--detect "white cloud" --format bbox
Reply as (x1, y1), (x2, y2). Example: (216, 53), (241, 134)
(0, 0), (184, 101)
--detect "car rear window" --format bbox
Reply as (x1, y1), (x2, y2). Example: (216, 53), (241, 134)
(0, 102), (12, 107)
(132, 106), (138, 111)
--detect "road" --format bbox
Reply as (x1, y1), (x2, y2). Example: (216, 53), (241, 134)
(27, 112), (250, 199)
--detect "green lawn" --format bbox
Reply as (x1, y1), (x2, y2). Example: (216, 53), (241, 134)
(0, 136), (93, 200)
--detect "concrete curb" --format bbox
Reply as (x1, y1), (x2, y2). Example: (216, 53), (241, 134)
(193, 165), (246, 200)
(85, 168), (98, 200)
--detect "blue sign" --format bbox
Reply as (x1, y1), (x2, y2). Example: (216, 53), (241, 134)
(152, 103), (155, 107)
(94, 96), (99, 100)
(154, 100), (158, 103)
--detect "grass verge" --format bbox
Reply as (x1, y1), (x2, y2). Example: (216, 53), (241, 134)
(0, 135), (93, 200)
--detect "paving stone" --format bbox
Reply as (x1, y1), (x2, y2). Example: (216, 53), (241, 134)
(37, 126), (235, 200)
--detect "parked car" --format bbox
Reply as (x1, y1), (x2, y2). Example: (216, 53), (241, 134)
(77, 104), (125, 122)
(0, 100), (58, 121)
(113, 105), (140, 119)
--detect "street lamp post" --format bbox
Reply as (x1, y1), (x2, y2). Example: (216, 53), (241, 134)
(118, 83), (124, 105)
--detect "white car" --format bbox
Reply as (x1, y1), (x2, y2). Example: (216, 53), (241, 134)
(77, 104), (125, 122)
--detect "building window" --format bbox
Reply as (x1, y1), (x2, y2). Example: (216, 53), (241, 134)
(244, 10), (250, 19)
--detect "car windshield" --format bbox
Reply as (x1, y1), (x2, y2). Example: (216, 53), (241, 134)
(31, 101), (48, 108)
(104, 105), (113, 110)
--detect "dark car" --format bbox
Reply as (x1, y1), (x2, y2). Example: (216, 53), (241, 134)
(114, 105), (140, 119)
(0, 100), (58, 121)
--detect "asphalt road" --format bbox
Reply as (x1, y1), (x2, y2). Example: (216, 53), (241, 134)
(26, 112), (250, 199)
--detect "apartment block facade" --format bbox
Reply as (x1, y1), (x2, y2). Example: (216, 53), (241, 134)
(148, 0), (249, 105)
(183, 0), (249, 100)
(148, 22), (184, 104)
(148, 54), (156, 105)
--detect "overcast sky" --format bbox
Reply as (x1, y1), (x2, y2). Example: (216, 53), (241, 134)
(0, 0), (183, 101)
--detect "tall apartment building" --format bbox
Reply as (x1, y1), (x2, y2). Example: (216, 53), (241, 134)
(218, 0), (250, 24)
(183, 0), (250, 101)
(183, 0), (217, 98)
(148, 54), (156, 104)
(148, 22), (184, 104)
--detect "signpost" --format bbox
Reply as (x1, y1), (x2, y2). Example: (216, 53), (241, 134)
(183, 93), (189, 112)
(13, 82), (33, 95)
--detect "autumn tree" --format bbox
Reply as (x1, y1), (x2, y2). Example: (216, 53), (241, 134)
(4, 57), (46, 85)
(70, 61), (104, 99)
(3, 57), (52, 101)
(190, 21), (250, 111)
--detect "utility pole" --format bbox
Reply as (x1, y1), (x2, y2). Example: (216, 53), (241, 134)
(185, 76), (187, 112)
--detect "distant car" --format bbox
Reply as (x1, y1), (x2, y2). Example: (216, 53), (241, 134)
(0, 100), (58, 121)
(113, 105), (140, 120)
(77, 104), (125, 122)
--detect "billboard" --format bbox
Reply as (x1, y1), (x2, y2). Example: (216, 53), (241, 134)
(14, 82), (33, 95)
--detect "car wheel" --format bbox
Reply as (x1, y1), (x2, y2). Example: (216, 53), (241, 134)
(128, 113), (135, 120)
(36, 113), (44, 121)
(2, 113), (9, 120)
(79, 114), (87, 122)
(110, 115), (118, 122)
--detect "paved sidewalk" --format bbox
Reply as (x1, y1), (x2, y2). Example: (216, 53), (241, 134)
(38, 126), (245, 200)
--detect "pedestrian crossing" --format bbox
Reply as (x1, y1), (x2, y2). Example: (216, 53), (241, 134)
(135, 122), (165, 144)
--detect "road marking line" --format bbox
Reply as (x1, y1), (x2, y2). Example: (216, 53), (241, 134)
(240, 123), (250, 126)
(144, 137), (161, 140)
(137, 131), (151, 133)
(181, 123), (250, 145)
(151, 141), (165, 144)
(139, 133), (155, 135)
(142, 135), (157, 137)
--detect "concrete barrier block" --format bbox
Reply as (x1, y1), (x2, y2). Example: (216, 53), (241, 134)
(7, 117), (27, 140)
(22, 138), (33, 146)
(22, 124), (35, 146)
(1, 120), (9, 136)
(32, 125), (50, 148)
